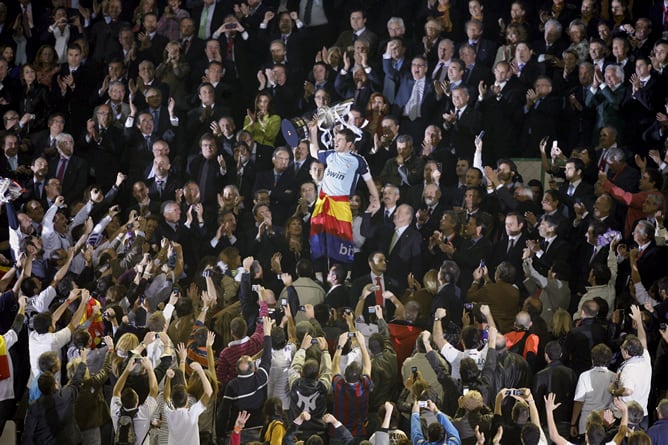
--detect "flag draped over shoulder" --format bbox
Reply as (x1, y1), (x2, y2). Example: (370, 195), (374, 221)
(309, 192), (354, 263)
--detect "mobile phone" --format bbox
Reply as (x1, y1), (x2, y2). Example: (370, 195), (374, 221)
(224, 22), (237, 29)
(505, 389), (522, 396)
(481, 327), (489, 343)
(251, 284), (260, 292)
(348, 332), (355, 338)
(281, 298), (287, 306)
(368, 307), (376, 314)
(311, 338), (319, 345)
(463, 386), (470, 395)
(479, 259), (485, 269)
(418, 401), (428, 408)
(369, 284), (380, 292)
(464, 303), (474, 311)
(411, 366), (417, 377)
(139, 296), (145, 304)
(552, 140), (558, 148)
(171, 288), (179, 295)
(478, 130), (485, 139)
(344, 308), (352, 315)
(99, 340), (106, 347)
(299, 305), (306, 312)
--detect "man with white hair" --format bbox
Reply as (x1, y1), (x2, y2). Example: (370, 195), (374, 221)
(585, 64), (627, 140)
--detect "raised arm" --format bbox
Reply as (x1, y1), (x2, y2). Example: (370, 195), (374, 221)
(191, 361), (213, 405)
(629, 304), (648, 350)
(113, 356), (135, 397)
(68, 289), (91, 332)
(357, 330), (371, 376)
(144, 356), (159, 398)
(544, 393), (569, 445)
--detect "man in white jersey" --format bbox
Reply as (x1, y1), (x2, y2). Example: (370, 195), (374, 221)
(308, 121), (379, 263)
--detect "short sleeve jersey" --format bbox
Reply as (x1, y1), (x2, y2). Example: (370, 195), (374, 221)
(318, 150), (371, 197)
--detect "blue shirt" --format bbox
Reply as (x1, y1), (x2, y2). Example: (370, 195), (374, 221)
(318, 150), (371, 197)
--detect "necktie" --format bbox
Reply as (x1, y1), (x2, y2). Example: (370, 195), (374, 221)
(407, 80), (424, 121)
(389, 230), (399, 252)
(303, 0), (314, 25)
(22, 6), (32, 38)
(226, 37), (235, 61)
(145, 135), (152, 151)
(384, 209), (391, 223)
(456, 109), (462, 120)
(282, 34), (288, 45)
(589, 246), (599, 264)
(294, 161), (301, 174)
(567, 184), (575, 196)
(375, 276), (383, 306)
(199, 160), (211, 198)
(507, 237), (515, 254)
(56, 157), (67, 182)
(156, 179), (165, 196)
(274, 172), (280, 187)
(34, 181), (41, 198)
(151, 109), (159, 128)
(199, 5), (209, 39)
(598, 149), (607, 170)
(433, 62), (444, 81)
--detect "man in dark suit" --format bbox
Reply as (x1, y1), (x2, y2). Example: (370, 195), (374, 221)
(533, 19), (569, 78)
(291, 140), (315, 185)
(179, 17), (206, 68)
(382, 38), (411, 104)
(585, 65), (628, 142)
(414, 183), (445, 242)
(135, 13), (169, 65)
(146, 155), (181, 204)
(442, 86), (483, 163)
(529, 214), (570, 277)
(141, 88), (179, 145)
(252, 146), (298, 226)
(391, 55), (439, 142)
(475, 61), (524, 162)
(380, 204), (423, 291)
(489, 212), (530, 283)
(514, 42), (541, 90)
(227, 141), (256, 201)
(623, 57), (660, 148)
(633, 219), (667, 289)
(191, 0), (228, 40)
(464, 19), (497, 67)
(21, 157), (50, 206)
(153, 200), (203, 270)
(520, 76), (563, 157)
(0, 133), (31, 181)
(351, 251), (401, 318)
(47, 133), (89, 204)
(558, 158), (595, 215)
(452, 211), (493, 293)
(185, 83), (228, 156)
(564, 63), (598, 149)
(361, 184), (400, 253)
(460, 45), (493, 90)
(334, 9), (378, 57)
(258, 11), (306, 71)
(123, 111), (159, 182)
(186, 133), (228, 210)
(88, 0), (128, 65)
(79, 104), (123, 190)
(237, 130), (274, 172)
(52, 43), (95, 140)
(132, 60), (170, 109)
(325, 264), (350, 309)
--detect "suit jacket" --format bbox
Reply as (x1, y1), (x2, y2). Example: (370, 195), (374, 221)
(227, 161), (256, 202)
(380, 225), (423, 290)
(636, 241), (667, 289)
(532, 38), (569, 78)
(334, 29), (378, 56)
(532, 236), (570, 277)
(146, 174), (182, 203)
(123, 128), (158, 182)
(431, 283), (463, 326)
(379, 154), (425, 189)
(252, 169), (299, 225)
(453, 236), (493, 292)
(392, 76), (439, 124)
(293, 156), (316, 185)
(443, 105), (483, 162)
(558, 180), (595, 215)
(325, 285), (350, 310)
(185, 104), (228, 155)
(464, 63), (493, 89)
(142, 105), (178, 144)
(516, 60), (541, 89)
(382, 57), (411, 104)
(191, 3), (229, 40)
(564, 83), (598, 149)
(468, 39), (497, 67)
(520, 94), (563, 157)
(0, 153), (31, 180)
(360, 207), (396, 252)
(186, 155), (227, 207)
(489, 233), (530, 281)
(585, 84), (627, 134)
(79, 125), (123, 190)
(136, 33), (169, 66)
(475, 78), (524, 161)
(47, 155), (89, 203)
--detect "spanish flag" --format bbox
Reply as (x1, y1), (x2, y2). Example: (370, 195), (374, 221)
(310, 192), (354, 263)
(0, 335), (10, 381)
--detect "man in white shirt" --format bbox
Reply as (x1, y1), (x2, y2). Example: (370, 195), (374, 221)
(163, 362), (213, 445)
(110, 355), (159, 445)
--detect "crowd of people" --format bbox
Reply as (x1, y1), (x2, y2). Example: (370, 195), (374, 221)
(2, 0), (668, 444)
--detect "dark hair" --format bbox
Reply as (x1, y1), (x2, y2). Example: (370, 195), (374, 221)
(545, 341), (562, 361)
(427, 422), (445, 442)
(175, 298), (194, 317)
(586, 423), (606, 445)
(521, 423), (541, 445)
(230, 317), (247, 339)
(460, 357), (480, 385)
(591, 263), (612, 285)
(302, 359), (320, 379)
(33, 312), (52, 334)
(72, 329), (91, 349)
(591, 343), (612, 367)
(329, 264), (346, 285)
(37, 371), (56, 395)
(313, 304), (330, 326)
(271, 326), (287, 350)
(645, 168), (663, 190)
(496, 261), (516, 283)
(622, 335), (644, 357)
(38, 351), (59, 373)
(368, 333), (384, 355)
(172, 384), (189, 408)
(296, 259), (315, 278)
(461, 326), (480, 349)
(121, 387), (139, 410)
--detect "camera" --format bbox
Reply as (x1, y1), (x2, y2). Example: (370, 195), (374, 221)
(99, 340), (106, 347)
(251, 284), (260, 292)
(344, 308), (352, 315)
(311, 338), (319, 345)
(418, 401), (428, 408)
(203, 269), (213, 278)
(224, 22), (237, 29)
(348, 332), (355, 338)
(281, 298), (287, 306)
(298, 305), (306, 312)
(368, 307), (376, 314)
(134, 356), (142, 364)
(369, 285), (380, 292)
(464, 303), (474, 311)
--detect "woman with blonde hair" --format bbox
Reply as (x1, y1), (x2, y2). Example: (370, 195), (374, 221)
(111, 332), (139, 377)
(452, 390), (493, 445)
(549, 308), (572, 346)
(33, 45), (60, 88)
